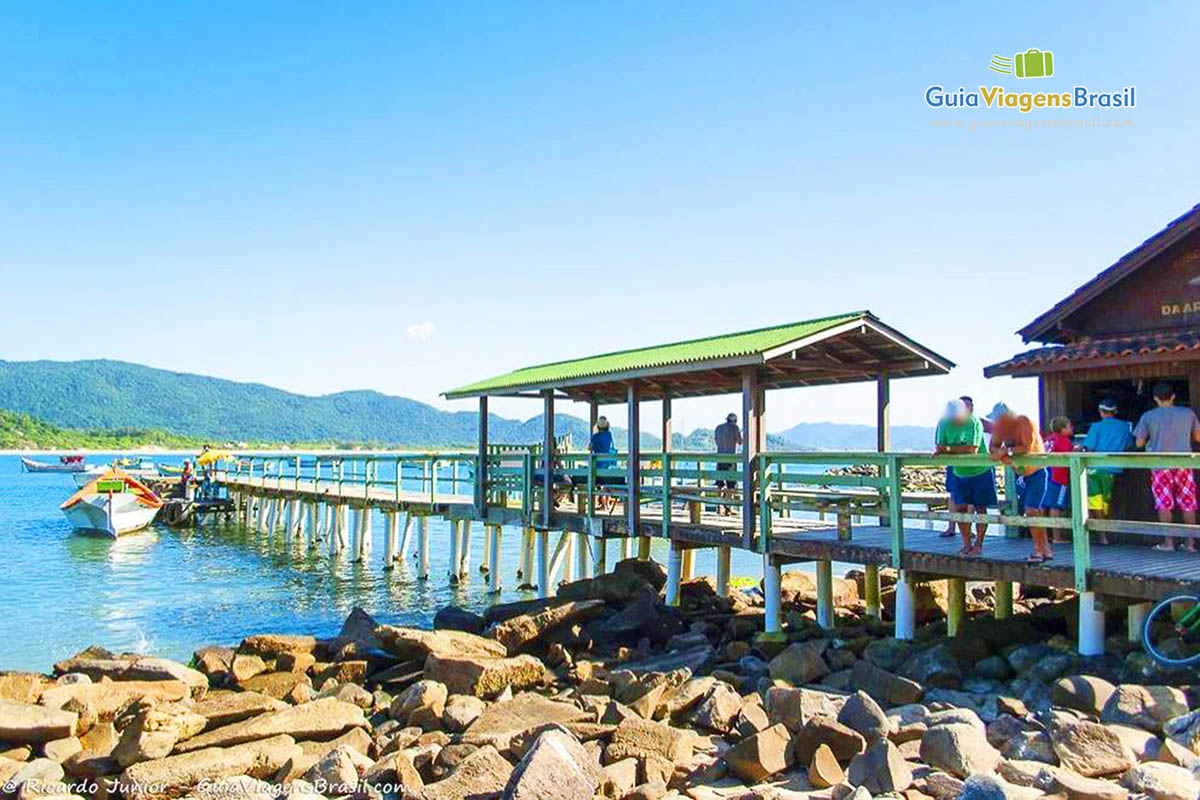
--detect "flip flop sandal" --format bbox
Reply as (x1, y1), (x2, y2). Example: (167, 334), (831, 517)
(1153, 544), (1176, 552)
(939, 530), (956, 538)
(1026, 555), (1046, 564)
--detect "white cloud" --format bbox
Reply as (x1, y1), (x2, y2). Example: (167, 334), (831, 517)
(406, 320), (435, 341)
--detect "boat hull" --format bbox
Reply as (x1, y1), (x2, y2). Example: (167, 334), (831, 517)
(62, 494), (160, 538)
(21, 457), (90, 473)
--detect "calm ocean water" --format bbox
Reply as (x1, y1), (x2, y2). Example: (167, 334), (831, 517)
(0, 453), (819, 672)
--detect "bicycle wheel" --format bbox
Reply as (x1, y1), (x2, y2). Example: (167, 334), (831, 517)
(1143, 594), (1200, 666)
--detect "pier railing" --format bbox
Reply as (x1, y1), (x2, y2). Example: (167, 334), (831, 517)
(220, 449), (1200, 591)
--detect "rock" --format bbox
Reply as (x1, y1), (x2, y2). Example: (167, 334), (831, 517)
(809, 743), (845, 789)
(900, 644), (964, 689)
(192, 647), (234, 686)
(837, 691), (889, 743)
(764, 686), (841, 732)
(1050, 719), (1135, 777)
(1000, 731), (1057, 764)
(0, 673), (50, 704)
(375, 626), (507, 661)
(303, 745), (371, 796)
(390, 680), (448, 727)
(442, 695), (487, 733)
(112, 703), (208, 767)
(463, 693), (590, 752)
(50, 655), (207, 698)
(1006, 644), (1053, 675)
(174, 697), (366, 752)
(277, 652), (317, 674)
(1049, 676), (1117, 717)
(362, 752), (423, 793)
(237, 634), (318, 658)
(425, 653), (545, 699)
(1110, 723), (1160, 761)
(959, 774), (1031, 800)
(488, 600), (606, 655)
(0, 700), (77, 743)
(502, 727), (601, 800)
(237, 672), (312, 703)
(79, 721), (118, 756)
(605, 718), (692, 764)
(846, 739), (912, 794)
(191, 775), (278, 800)
(850, 659), (925, 706)
(768, 640), (830, 685)
(687, 682), (742, 735)
(433, 606), (487, 635)
(1102, 685), (1189, 734)
(919, 722), (1002, 779)
(336, 606), (381, 647)
(619, 646), (713, 676)
(38, 680), (189, 720)
(191, 691), (287, 728)
(600, 758), (638, 799)
(793, 717), (866, 763)
(1165, 710), (1200, 755)
(421, 744), (513, 800)
(1048, 766), (1133, 800)
(299, 726), (372, 760)
(42, 736), (82, 763)
(974, 656), (1014, 682)
(864, 639), (914, 672)
(724, 723), (793, 782)
(117, 734), (303, 800)
(5, 757), (65, 796)
(1122, 761), (1198, 800)
(230, 655), (268, 684)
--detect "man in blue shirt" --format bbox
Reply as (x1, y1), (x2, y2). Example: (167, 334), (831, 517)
(1080, 398), (1134, 543)
(590, 416), (619, 511)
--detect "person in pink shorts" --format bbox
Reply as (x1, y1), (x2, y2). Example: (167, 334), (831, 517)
(1133, 382), (1200, 551)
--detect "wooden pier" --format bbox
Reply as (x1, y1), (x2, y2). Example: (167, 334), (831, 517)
(210, 311), (1200, 656)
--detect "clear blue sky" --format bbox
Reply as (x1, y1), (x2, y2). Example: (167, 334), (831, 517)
(2, 3), (1197, 435)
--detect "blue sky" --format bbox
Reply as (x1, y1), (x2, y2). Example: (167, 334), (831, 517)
(2, 3), (1197, 435)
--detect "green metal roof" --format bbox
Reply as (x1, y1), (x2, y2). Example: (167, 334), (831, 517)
(445, 311), (877, 398)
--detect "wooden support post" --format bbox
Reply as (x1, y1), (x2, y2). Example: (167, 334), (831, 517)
(1078, 591), (1105, 656)
(575, 533), (591, 579)
(476, 396), (488, 514)
(416, 516), (429, 580)
(593, 537), (607, 575)
(947, 577), (966, 637)
(487, 525), (501, 594)
(741, 367), (760, 549)
(384, 511), (397, 568)
(265, 498), (277, 533)
(337, 505), (349, 550)
(519, 526), (533, 585)
(816, 561), (835, 629)
(542, 390), (555, 530)
(895, 570), (915, 640)
(621, 537), (633, 561)
(995, 580), (1014, 619)
(877, 372), (891, 451)
(627, 382), (644, 555)
(481, 525), (491, 573)
(680, 548), (694, 582)
(1128, 601), (1151, 643)
(560, 531), (575, 583)
(460, 521), (472, 576)
(864, 564), (881, 618)
(448, 520), (461, 581)
(536, 528), (551, 598)
(665, 541), (683, 607)
(398, 514), (413, 562)
(716, 546), (731, 598)
(356, 507), (372, 561)
(763, 554), (782, 633)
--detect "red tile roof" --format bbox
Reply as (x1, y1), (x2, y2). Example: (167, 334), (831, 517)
(984, 330), (1200, 377)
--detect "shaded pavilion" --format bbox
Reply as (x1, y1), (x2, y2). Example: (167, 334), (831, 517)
(445, 310), (953, 552)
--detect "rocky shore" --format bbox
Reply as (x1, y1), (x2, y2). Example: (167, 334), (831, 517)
(2, 559), (1199, 800)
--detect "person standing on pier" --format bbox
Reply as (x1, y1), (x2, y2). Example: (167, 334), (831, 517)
(1080, 398), (1134, 545)
(590, 416), (619, 512)
(988, 405), (1052, 562)
(714, 413), (743, 516)
(1133, 382), (1200, 552)
(1042, 417), (1075, 544)
(935, 398), (995, 555)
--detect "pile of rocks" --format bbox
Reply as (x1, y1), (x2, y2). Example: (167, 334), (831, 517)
(1, 559), (1198, 800)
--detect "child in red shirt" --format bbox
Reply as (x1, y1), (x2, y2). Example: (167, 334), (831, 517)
(1043, 417), (1075, 542)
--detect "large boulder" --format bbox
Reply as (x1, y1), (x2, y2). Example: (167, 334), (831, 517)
(768, 640), (830, 685)
(558, 559), (665, 604)
(112, 703), (207, 767)
(191, 691), (287, 729)
(117, 734), (302, 800)
(764, 686), (842, 733)
(919, 722), (1002, 778)
(776, 570), (859, 607)
(416, 744), (513, 800)
(900, 644), (964, 688)
(1122, 761), (1198, 800)
(487, 600), (607, 655)
(51, 654), (207, 698)
(38, 680), (190, 721)
(1101, 684), (1189, 734)
(503, 727), (602, 800)
(463, 693), (590, 752)
(236, 634), (318, 658)
(1049, 675), (1117, 717)
(724, 723), (793, 782)
(604, 718), (692, 764)
(374, 626), (507, 661)
(837, 690), (889, 744)
(846, 739), (912, 794)
(850, 659), (924, 706)
(0, 699), (77, 744)
(174, 697), (366, 752)
(424, 653), (545, 698)
(1050, 719), (1136, 777)
(793, 717), (865, 764)
(433, 606), (487, 635)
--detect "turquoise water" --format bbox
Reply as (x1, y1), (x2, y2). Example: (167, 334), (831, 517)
(0, 454), (803, 672)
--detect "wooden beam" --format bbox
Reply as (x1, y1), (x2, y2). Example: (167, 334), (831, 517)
(627, 382), (641, 535)
(662, 392), (672, 453)
(877, 373), (891, 452)
(542, 389), (554, 530)
(476, 396), (488, 513)
(741, 367), (759, 549)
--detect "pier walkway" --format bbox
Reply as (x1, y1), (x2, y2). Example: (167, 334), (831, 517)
(210, 312), (1200, 656)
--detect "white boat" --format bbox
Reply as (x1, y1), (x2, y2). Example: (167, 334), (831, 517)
(61, 468), (163, 538)
(73, 465), (159, 488)
(21, 455), (91, 473)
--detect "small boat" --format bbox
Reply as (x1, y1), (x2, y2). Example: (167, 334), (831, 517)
(21, 455), (91, 473)
(60, 467), (163, 538)
(157, 463), (185, 476)
(72, 465), (159, 487)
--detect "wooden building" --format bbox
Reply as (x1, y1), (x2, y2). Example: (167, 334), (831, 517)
(986, 203), (1200, 517)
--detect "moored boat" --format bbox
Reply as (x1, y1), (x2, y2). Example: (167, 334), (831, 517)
(60, 467), (163, 538)
(20, 455), (91, 473)
(73, 464), (160, 487)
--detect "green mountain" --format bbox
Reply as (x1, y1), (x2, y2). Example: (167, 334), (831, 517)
(0, 408), (204, 450)
(775, 421), (935, 451)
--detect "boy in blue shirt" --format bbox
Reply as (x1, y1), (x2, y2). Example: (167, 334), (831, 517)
(1080, 398), (1134, 544)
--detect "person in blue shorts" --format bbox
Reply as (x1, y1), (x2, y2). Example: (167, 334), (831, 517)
(935, 398), (997, 555)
